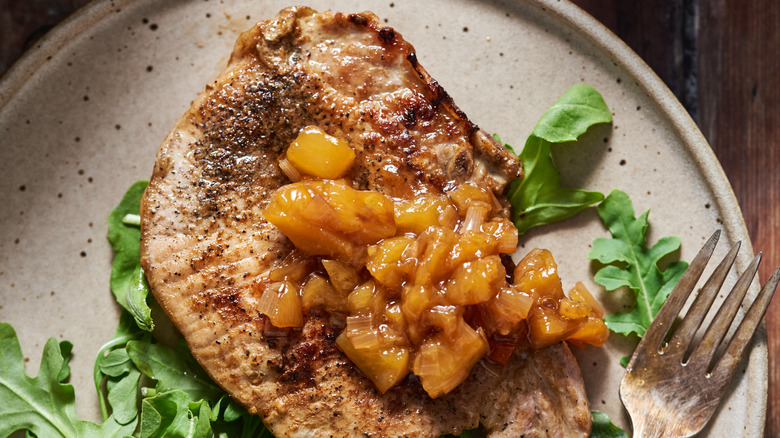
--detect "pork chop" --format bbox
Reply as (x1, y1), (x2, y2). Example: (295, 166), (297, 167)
(140, 6), (591, 437)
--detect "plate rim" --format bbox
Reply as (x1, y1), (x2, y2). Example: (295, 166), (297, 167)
(0, 0), (766, 435)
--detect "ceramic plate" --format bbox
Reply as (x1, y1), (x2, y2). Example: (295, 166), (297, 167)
(0, 0), (766, 435)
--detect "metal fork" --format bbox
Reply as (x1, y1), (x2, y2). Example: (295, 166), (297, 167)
(619, 230), (780, 438)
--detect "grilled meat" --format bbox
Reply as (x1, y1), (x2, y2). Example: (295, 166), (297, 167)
(140, 7), (590, 437)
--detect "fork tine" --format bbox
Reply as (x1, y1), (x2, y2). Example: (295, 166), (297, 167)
(687, 253), (761, 370)
(664, 241), (741, 357)
(711, 266), (780, 381)
(635, 230), (720, 357)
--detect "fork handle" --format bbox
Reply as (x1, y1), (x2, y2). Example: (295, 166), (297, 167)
(631, 417), (696, 438)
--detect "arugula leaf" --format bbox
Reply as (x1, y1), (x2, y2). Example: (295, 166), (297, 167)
(127, 340), (223, 404)
(94, 310), (146, 422)
(0, 323), (80, 437)
(507, 84), (611, 234)
(590, 411), (628, 438)
(107, 180), (154, 332)
(139, 389), (213, 438)
(588, 190), (689, 337)
(0, 323), (136, 438)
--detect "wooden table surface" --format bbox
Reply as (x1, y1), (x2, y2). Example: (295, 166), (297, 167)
(2, 0), (778, 436)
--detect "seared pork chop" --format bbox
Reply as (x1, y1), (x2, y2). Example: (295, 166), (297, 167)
(140, 7), (591, 437)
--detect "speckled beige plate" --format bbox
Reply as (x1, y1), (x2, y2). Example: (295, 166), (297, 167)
(0, 0), (766, 435)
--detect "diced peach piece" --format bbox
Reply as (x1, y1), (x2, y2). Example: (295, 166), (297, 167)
(568, 281), (605, 318)
(413, 227), (458, 286)
(311, 180), (396, 244)
(263, 180), (395, 262)
(335, 332), (410, 393)
(384, 303), (406, 334)
(445, 255), (505, 306)
(257, 281), (304, 328)
(514, 248), (565, 301)
(347, 280), (379, 315)
(559, 298), (591, 320)
(401, 285), (435, 322)
(526, 306), (578, 350)
(301, 273), (348, 313)
(481, 218), (518, 254)
(286, 126), (355, 179)
(394, 194), (456, 235)
(449, 230), (496, 267)
(322, 259), (360, 294)
(446, 183), (493, 215)
(567, 317), (609, 347)
(366, 236), (414, 289)
(412, 319), (488, 398)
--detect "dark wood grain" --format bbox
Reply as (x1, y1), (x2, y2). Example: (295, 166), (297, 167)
(1, 0), (778, 436)
(696, 3), (780, 436)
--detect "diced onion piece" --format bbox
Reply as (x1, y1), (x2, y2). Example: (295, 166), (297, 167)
(485, 285), (534, 335)
(257, 281), (303, 328)
(438, 204), (459, 231)
(278, 157), (302, 182)
(496, 229), (518, 253)
(414, 343), (441, 376)
(460, 206), (487, 234)
(568, 282), (604, 318)
(346, 314), (380, 349)
(425, 305), (459, 339)
(286, 125), (356, 179)
(487, 189), (503, 213)
(257, 284), (281, 318)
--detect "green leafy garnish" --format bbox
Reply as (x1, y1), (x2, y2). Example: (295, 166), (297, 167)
(506, 84), (611, 234)
(126, 340), (223, 403)
(588, 190), (689, 337)
(590, 411), (629, 438)
(107, 180), (154, 332)
(0, 323), (136, 438)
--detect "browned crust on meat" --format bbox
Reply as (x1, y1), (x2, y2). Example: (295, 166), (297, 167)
(140, 6), (588, 437)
